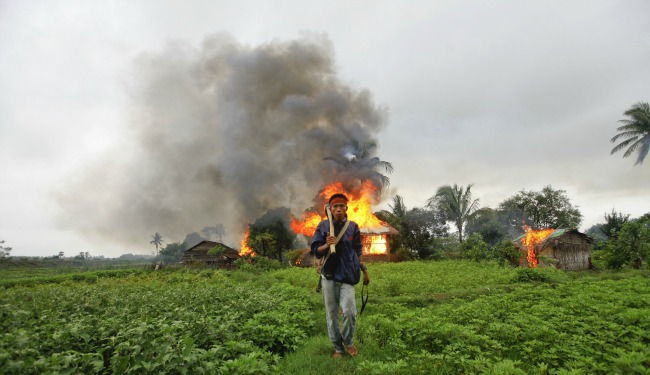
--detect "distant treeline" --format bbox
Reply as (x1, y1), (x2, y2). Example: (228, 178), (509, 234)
(0, 255), (154, 271)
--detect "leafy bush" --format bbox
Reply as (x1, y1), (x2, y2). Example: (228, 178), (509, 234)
(391, 247), (417, 262)
(0, 270), (316, 374)
(492, 239), (521, 266)
(356, 273), (650, 374)
(235, 254), (283, 272)
(207, 244), (227, 256)
(604, 218), (650, 270)
(511, 267), (568, 283)
(460, 233), (490, 262)
(510, 268), (551, 282)
(284, 249), (306, 266)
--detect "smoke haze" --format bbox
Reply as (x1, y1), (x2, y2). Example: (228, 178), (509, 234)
(53, 34), (388, 249)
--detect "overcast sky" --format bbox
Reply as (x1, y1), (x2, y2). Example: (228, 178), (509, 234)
(1, 0), (649, 257)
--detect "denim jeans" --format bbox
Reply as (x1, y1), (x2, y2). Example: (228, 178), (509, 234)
(321, 276), (357, 353)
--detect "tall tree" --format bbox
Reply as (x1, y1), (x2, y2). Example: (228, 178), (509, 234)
(0, 240), (12, 258)
(605, 216), (650, 269)
(600, 209), (630, 239)
(324, 140), (394, 190)
(158, 242), (188, 264)
(466, 207), (508, 246)
(378, 195), (412, 254)
(247, 231), (277, 259)
(611, 101), (650, 165)
(376, 195), (448, 259)
(499, 185), (582, 229)
(150, 232), (165, 255)
(427, 184), (480, 243)
(248, 208), (297, 262)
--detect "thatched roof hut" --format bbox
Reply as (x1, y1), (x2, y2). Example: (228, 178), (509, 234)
(180, 240), (240, 269)
(515, 228), (593, 270)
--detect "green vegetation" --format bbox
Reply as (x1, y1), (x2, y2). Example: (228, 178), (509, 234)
(0, 240), (11, 258)
(1, 261), (648, 374)
(1, 268), (316, 374)
(498, 186), (583, 230)
(610, 101), (650, 165)
(427, 183), (480, 243)
(149, 232), (165, 255)
(207, 244), (227, 257)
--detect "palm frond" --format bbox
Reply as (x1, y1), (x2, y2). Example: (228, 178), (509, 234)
(611, 102), (650, 164)
(359, 140), (377, 158)
(378, 174), (390, 189)
(635, 136), (650, 165)
(611, 137), (638, 154)
(623, 139), (642, 158)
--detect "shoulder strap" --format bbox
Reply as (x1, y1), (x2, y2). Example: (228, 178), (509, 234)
(334, 220), (350, 245)
(321, 220), (351, 267)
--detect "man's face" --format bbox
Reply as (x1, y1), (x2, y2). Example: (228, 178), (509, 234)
(331, 202), (347, 221)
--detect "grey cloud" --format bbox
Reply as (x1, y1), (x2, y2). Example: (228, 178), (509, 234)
(53, 34), (388, 248)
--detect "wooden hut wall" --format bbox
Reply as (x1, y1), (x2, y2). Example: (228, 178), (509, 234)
(539, 232), (591, 271)
(180, 241), (240, 268)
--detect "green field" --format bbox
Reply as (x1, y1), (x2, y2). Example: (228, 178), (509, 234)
(1, 261), (648, 374)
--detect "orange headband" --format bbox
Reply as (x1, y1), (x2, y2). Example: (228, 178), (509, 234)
(330, 197), (347, 206)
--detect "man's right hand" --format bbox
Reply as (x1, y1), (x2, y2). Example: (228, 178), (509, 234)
(325, 234), (336, 245)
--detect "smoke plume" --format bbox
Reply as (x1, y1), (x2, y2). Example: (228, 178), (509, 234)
(53, 33), (388, 251)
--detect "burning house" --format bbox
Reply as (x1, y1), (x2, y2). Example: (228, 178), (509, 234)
(289, 180), (399, 263)
(180, 240), (240, 269)
(515, 228), (593, 270)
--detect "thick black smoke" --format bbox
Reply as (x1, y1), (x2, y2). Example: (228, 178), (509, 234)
(53, 33), (388, 251)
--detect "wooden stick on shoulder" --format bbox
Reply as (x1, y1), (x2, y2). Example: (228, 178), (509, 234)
(325, 203), (336, 254)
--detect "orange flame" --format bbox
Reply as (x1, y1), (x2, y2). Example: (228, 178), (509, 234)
(521, 226), (554, 268)
(239, 228), (256, 256)
(291, 211), (323, 237)
(291, 180), (391, 255)
(362, 234), (389, 255)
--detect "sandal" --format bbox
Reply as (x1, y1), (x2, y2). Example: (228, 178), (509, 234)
(332, 352), (343, 359)
(345, 345), (358, 356)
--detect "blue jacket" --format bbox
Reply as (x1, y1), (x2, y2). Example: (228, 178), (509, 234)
(311, 219), (363, 285)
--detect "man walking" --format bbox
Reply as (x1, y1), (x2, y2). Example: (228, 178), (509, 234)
(311, 193), (370, 358)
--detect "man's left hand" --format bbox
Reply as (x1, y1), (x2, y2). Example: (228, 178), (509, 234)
(363, 273), (370, 285)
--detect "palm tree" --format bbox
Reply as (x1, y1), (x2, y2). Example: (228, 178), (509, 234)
(324, 140), (394, 190)
(427, 184), (480, 243)
(378, 195), (408, 232)
(389, 195), (408, 221)
(150, 232), (165, 255)
(611, 101), (650, 165)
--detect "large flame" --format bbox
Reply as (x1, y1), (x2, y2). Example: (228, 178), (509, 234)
(521, 226), (554, 268)
(291, 180), (391, 255)
(363, 234), (389, 255)
(290, 211), (323, 237)
(239, 228), (255, 256)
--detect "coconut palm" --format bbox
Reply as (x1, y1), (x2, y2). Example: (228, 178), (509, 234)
(324, 140), (394, 190)
(611, 101), (650, 165)
(427, 184), (480, 243)
(150, 232), (165, 255)
(378, 195), (408, 232)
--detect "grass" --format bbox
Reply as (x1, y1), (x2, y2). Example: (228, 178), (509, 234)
(1, 260), (648, 374)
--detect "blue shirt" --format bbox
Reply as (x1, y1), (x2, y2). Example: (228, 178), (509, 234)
(311, 219), (363, 285)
